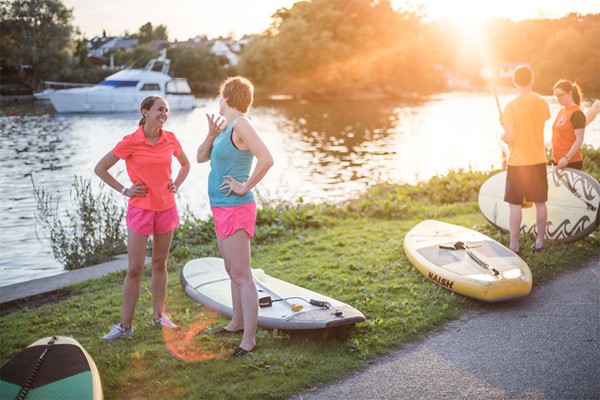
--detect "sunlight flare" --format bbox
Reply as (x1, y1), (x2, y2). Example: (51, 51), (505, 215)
(162, 310), (222, 362)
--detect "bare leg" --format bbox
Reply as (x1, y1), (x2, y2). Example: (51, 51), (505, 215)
(534, 202), (547, 248)
(508, 203), (522, 253)
(220, 229), (257, 351)
(121, 229), (149, 329)
(150, 230), (174, 320)
(218, 237), (244, 331)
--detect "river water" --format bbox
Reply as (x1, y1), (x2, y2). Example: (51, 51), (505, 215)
(1, 93), (599, 286)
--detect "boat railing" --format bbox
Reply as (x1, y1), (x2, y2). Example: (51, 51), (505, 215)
(40, 81), (95, 89)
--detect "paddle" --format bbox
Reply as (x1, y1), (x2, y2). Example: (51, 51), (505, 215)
(252, 269), (304, 312)
(585, 99), (600, 127)
(488, 77), (509, 156)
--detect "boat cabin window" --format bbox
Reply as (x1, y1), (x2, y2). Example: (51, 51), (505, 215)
(141, 83), (161, 91)
(166, 79), (193, 95)
(98, 80), (139, 88)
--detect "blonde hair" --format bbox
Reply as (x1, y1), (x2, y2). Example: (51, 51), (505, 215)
(139, 95), (166, 125)
(220, 76), (254, 113)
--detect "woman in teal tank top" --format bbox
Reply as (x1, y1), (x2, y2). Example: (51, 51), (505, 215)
(197, 76), (274, 358)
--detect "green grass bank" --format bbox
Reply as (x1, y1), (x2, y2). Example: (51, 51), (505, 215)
(1, 147), (599, 399)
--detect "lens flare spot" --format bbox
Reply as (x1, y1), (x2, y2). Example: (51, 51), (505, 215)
(162, 310), (222, 361)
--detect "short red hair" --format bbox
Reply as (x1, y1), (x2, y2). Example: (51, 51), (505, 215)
(220, 76), (254, 113)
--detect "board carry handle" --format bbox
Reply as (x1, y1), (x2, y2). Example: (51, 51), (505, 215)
(252, 269), (304, 312)
(440, 242), (502, 276)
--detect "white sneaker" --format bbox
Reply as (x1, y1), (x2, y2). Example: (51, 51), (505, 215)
(154, 313), (179, 329)
(102, 323), (133, 340)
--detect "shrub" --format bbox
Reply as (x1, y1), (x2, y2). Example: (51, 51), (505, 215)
(32, 175), (127, 270)
(336, 169), (494, 219)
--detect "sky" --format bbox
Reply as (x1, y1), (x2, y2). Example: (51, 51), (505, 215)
(62, 0), (600, 41)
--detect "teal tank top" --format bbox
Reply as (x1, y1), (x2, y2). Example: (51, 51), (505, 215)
(208, 115), (255, 206)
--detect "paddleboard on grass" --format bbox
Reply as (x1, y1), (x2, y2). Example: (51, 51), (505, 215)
(180, 257), (365, 330)
(478, 167), (600, 243)
(403, 220), (532, 302)
(0, 336), (103, 400)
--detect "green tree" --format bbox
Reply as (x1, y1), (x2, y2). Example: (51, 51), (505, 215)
(74, 37), (90, 69)
(238, 0), (442, 97)
(0, 0), (74, 83)
(154, 24), (169, 41)
(169, 46), (228, 93)
(135, 22), (169, 43)
(534, 24), (600, 95)
(137, 22), (154, 43)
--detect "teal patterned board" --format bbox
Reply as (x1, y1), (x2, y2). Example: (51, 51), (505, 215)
(0, 336), (103, 400)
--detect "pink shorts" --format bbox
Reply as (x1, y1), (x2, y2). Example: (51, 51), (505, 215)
(126, 205), (180, 236)
(211, 202), (256, 241)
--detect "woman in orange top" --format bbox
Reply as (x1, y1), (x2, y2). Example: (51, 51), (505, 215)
(552, 80), (586, 170)
(95, 95), (191, 340)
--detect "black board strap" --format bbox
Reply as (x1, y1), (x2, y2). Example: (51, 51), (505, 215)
(440, 242), (501, 276)
(15, 336), (58, 400)
(258, 295), (343, 317)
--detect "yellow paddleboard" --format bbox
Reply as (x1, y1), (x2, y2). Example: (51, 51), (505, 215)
(403, 220), (532, 302)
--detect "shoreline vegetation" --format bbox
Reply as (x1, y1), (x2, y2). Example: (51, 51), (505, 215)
(1, 147), (599, 399)
(2, 1), (600, 99)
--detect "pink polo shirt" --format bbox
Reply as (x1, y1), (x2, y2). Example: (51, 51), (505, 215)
(112, 126), (182, 211)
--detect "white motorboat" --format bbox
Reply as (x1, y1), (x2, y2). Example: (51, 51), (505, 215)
(48, 51), (196, 113)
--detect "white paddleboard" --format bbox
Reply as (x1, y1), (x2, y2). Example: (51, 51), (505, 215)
(478, 167), (600, 243)
(403, 220), (532, 302)
(180, 257), (365, 330)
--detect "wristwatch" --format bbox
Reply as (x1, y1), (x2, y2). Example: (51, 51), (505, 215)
(120, 187), (127, 195)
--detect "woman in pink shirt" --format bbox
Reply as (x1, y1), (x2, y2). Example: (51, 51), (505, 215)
(95, 95), (190, 340)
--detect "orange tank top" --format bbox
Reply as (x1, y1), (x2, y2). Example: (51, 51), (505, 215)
(552, 105), (584, 163)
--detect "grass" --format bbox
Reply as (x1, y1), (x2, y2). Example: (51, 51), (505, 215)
(2, 147), (599, 399)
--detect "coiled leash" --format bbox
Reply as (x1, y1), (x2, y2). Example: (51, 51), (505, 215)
(259, 296), (344, 317)
(440, 241), (501, 277)
(15, 336), (58, 400)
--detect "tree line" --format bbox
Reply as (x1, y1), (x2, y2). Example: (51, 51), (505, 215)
(1, 0), (598, 98)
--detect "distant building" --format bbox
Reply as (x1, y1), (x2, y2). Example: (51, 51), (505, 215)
(169, 36), (209, 49)
(210, 40), (239, 66)
(87, 36), (139, 58)
(85, 35), (255, 68)
(168, 35), (256, 67)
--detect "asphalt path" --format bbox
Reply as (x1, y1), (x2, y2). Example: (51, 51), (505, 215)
(293, 252), (600, 400)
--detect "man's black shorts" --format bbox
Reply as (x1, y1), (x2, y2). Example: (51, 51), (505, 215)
(504, 163), (548, 205)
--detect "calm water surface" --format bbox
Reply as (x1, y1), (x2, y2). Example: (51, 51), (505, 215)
(1, 93), (599, 286)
